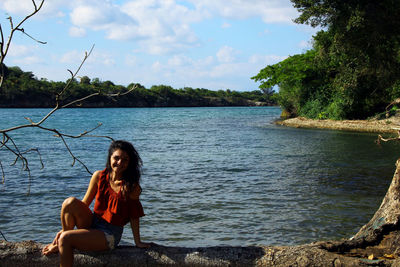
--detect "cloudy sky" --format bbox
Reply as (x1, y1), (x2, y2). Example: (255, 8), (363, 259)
(0, 0), (318, 91)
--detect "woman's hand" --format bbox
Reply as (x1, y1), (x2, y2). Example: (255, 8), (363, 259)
(42, 230), (63, 255)
(53, 230), (63, 244)
(135, 241), (153, 248)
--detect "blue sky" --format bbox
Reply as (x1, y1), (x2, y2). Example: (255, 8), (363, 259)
(0, 0), (319, 91)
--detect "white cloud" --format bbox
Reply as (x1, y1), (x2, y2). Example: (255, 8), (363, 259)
(125, 55), (138, 67)
(210, 62), (244, 78)
(249, 54), (287, 65)
(197, 56), (214, 66)
(1, 0), (36, 15)
(1, 0), (68, 18)
(3, 0), (301, 57)
(65, 0), (201, 54)
(12, 55), (43, 65)
(216, 46), (236, 63)
(69, 26), (86, 37)
(2, 0), (302, 52)
(7, 44), (32, 57)
(152, 61), (162, 71)
(70, 3), (133, 28)
(168, 55), (192, 67)
(121, 0), (201, 54)
(0, 0), (310, 91)
(60, 49), (116, 70)
(60, 50), (84, 64)
(298, 40), (311, 49)
(135, 51), (274, 90)
(93, 53), (115, 66)
(187, 0), (298, 23)
(5, 43), (43, 65)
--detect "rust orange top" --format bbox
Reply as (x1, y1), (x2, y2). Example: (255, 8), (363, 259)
(93, 169), (145, 226)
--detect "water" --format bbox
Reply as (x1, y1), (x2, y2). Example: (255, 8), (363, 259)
(0, 106), (399, 247)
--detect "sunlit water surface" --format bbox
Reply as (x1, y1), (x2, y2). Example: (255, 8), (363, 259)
(0, 107), (399, 247)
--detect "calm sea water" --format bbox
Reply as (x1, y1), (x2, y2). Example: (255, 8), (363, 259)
(0, 107), (399, 247)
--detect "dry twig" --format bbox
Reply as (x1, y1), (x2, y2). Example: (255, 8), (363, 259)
(377, 129), (400, 145)
(0, 0), (46, 88)
(0, 46), (137, 191)
(0, 0), (137, 194)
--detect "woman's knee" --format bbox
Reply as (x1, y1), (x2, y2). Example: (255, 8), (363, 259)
(58, 231), (72, 248)
(62, 197), (79, 211)
(61, 197), (92, 229)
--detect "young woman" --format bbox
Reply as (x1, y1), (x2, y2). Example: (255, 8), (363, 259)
(42, 140), (152, 266)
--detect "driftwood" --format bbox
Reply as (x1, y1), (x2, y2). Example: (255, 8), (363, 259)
(3, 160), (400, 266)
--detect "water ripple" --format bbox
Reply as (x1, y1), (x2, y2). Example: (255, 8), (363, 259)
(0, 107), (398, 247)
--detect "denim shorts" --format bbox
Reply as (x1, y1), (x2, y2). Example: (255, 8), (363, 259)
(91, 215), (123, 250)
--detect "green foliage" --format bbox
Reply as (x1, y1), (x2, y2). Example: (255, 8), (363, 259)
(0, 65), (276, 108)
(253, 0), (400, 120)
(388, 81), (400, 100)
(252, 50), (332, 117)
(80, 76), (91, 85)
(295, 0), (400, 119)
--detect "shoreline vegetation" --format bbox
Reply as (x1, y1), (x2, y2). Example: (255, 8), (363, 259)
(251, 2), (400, 123)
(0, 65), (275, 108)
(276, 116), (400, 134)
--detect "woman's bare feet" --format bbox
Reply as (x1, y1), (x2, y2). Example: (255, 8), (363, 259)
(42, 230), (62, 255)
(42, 243), (59, 255)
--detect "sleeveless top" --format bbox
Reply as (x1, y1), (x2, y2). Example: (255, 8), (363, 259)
(93, 169), (145, 226)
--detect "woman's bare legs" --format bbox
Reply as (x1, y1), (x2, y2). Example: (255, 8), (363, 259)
(42, 197), (109, 266)
(58, 229), (108, 267)
(60, 196), (93, 229)
(42, 197), (94, 255)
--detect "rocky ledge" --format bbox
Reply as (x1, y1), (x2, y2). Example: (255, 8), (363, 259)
(2, 239), (400, 266)
(276, 116), (400, 133)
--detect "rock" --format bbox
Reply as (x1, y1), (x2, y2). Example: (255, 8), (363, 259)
(0, 240), (396, 266)
(276, 117), (400, 133)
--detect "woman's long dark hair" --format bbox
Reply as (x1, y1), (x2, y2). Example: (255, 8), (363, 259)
(105, 140), (142, 194)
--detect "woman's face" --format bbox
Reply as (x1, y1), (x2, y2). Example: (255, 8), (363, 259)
(110, 149), (130, 176)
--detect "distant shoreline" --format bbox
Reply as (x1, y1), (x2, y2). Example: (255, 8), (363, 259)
(0, 101), (274, 109)
(276, 116), (400, 134)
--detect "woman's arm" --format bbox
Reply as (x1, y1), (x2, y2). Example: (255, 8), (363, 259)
(130, 217), (151, 248)
(129, 184), (142, 200)
(82, 170), (101, 206)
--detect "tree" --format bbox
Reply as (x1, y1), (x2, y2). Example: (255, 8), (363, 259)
(79, 76), (91, 85)
(290, 0), (400, 119)
(254, 1), (400, 119)
(252, 50), (336, 118)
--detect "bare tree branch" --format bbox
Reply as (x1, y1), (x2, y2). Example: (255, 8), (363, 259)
(0, 0), (45, 88)
(61, 84), (137, 108)
(0, 160), (4, 185)
(0, 45), (137, 191)
(0, 0), (137, 194)
(0, 230), (7, 241)
(17, 28), (47, 44)
(377, 129), (400, 145)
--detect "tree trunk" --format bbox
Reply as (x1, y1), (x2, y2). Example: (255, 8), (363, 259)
(2, 161), (400, 266)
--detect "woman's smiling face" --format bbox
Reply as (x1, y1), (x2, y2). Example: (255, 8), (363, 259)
(110, 149), (130, 176)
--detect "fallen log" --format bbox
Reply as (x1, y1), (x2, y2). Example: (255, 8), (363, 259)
(2, 161), (400, 266)
(1, 240), (395, 266)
